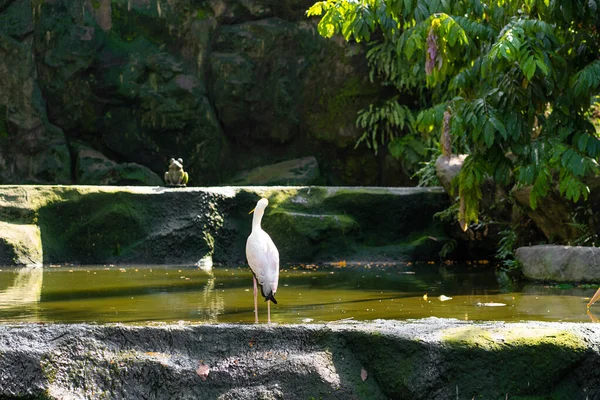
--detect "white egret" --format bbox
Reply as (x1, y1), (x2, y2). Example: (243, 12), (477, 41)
(246, 198), (279, 323)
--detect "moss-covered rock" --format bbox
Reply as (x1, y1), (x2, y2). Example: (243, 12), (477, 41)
(209, 17), (310, 144)
(216, 186), (450, 263)
(440, 326), (587, 398)
(74, 142), (163, 185)
(36, 188), (225, 265)
(0, 185), (449, 265)
(513, 186), (582, 242)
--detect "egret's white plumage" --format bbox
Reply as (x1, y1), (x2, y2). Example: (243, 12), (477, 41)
(246, 198), (279, 323)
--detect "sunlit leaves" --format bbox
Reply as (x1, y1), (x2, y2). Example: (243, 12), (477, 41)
(308, 0), (600, 226)
(458, 155), (486, 227)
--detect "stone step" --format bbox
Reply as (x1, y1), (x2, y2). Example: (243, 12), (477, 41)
(0, 320), (597, 399)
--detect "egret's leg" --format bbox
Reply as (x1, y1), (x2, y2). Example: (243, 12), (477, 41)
(253, 277), (258, 323)
(267, 300), (271, 324)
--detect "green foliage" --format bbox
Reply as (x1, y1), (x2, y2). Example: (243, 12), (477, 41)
(569, 203), (598, 246)
(412, 149), (441, 187)
(356, 97), (415, 153)
(496, 228), (517, 259)
(307, 0), (600, 226)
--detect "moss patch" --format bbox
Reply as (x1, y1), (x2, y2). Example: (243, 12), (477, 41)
(38, 192), (147, 263)
(214, 186), (450, 262)
(440, 326), (587, 398)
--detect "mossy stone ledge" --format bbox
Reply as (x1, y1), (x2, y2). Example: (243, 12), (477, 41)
(0, 320), (598, 399)
(0, 185), (449, 265)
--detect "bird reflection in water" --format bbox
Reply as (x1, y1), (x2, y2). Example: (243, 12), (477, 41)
(0, 267), (43, 317)
(197, 266), (224, 323)
(586, 287), (600, 322)
(587, 309), (600, 323)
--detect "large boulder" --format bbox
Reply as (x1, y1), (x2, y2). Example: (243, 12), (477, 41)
(435, 154), (467, 195)
(0, 320), (598, 399)
(74, 143), (163, 186)
(209, 12), (392, 185)
(512, 187), (582, 242)
(516, 245), (600, 282)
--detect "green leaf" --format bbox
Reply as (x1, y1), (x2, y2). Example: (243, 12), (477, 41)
(405, 36), (416, 59)
(489, 116), (508, 141)
(306, 2), (324, 17)
(577, 133), (589, 153)
(535, 58), (550, 76)
(522, 56), (537, 81)
(388, 138), (405, 159)
(587, 136), (600, 157)
(483, 121), (494, 147)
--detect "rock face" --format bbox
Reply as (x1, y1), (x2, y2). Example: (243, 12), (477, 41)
(74, 142), (163, 185)
(0, 320), (598, 399)
(516, 245), (600, 282)
(0, 1), (71, 184)
(435, 154), (467, 195)
(513, 186), (583, 242)
(0, 0), (408, 186)
(0, 185), (449, 265)
(228, 156), (320, 186)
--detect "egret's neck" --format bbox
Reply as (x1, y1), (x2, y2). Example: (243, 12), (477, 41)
(252, 208), (265, 232)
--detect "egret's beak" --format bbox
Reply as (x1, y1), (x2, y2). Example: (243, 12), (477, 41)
(248, 208), (255, 214)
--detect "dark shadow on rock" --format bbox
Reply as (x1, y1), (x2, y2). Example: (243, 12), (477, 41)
(37, 190), (218, 265)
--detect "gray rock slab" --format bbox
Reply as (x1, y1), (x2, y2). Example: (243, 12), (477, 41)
(516, 245), (600, 282)
(0, 319), (598, 399)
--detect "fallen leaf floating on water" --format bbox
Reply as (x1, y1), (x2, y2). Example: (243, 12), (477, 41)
(476, 302), (506, 307)
(197, 363), (210, 381)
(361, 367), (368, 381)
(438, 295), (452, 302)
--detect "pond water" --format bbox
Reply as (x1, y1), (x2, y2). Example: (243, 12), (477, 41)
(0, 263), (597, 324)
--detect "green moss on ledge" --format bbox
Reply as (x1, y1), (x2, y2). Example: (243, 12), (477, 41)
(440, 326), (587, 399)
